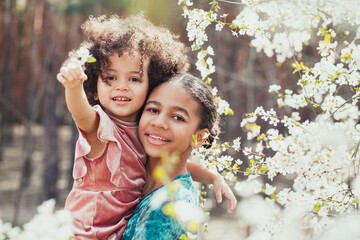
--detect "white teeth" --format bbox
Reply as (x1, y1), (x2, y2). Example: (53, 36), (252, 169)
(149, 135), (168, 142)
(113, 97), (130, 101)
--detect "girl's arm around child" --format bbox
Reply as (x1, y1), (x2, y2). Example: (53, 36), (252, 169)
(187, 161), (237, 214)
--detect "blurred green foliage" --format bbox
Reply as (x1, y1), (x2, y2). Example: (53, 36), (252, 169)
(61, 0), (183, 27)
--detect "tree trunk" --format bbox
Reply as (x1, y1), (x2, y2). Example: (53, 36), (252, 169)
(13, 0), (48, 224)
(0, 0), (15, 162)
(0, 0), (6, 161)
(41, 1), (59, 201)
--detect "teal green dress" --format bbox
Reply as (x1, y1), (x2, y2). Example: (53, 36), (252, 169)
(122, 171), (199, 240)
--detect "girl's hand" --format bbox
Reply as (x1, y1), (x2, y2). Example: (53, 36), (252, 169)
(57, 65), (88, 89)
(213, 174), (237, 214)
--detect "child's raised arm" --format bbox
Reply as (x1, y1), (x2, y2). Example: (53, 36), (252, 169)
(186, 161), (237, 214)
(57, 65), (105, 158)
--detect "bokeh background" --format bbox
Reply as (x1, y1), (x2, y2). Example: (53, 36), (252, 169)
(0, 0), (315, 239)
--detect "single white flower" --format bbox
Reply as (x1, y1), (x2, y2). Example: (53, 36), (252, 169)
(215, 23), (224, 31)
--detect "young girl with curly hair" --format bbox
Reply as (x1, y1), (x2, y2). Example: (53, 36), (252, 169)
(57, 14), (236, 240)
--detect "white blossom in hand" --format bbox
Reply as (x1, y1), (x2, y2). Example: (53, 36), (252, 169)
(68, 46), (96, 68)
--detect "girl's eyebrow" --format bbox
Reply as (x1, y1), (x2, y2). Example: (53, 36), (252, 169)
(146, 100), (190, 118)
(146, 100), (161, 107)
(172, 106), (190, 118)
(103, 67), (141, 75)
(129, 71), (142, 75)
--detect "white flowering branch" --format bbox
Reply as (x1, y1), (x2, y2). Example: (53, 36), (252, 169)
(180, 0), (360, 239)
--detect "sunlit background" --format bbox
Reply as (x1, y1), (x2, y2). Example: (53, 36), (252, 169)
(0, 0), (319, 239)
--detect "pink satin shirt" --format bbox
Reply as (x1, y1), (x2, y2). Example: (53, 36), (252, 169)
(65, 105), (146, 240)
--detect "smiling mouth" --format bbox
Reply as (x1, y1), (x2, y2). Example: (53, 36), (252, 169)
(112, 97), (131, 101)
(146, 134), (171, 143)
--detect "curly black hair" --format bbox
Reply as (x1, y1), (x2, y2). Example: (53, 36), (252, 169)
(66, 13), (189, 106)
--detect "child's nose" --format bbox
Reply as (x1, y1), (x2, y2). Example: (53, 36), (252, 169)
(116, 79), (129, 91)
(151, 114), (168, 130)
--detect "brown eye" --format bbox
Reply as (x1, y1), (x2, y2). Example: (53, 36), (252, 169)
(106, 76), (116, 81)
(146, 107), (159, 114)
(130, 77), (140, 82)
(173, 115), (185, 122)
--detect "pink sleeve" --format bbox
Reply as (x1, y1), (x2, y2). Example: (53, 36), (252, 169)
(72, 105), (123, 181)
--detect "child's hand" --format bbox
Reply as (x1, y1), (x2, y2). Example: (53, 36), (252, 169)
(57, 65), (88, 89)
(213, 174), (237, 214)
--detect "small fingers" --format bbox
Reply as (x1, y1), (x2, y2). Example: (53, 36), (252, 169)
(68, 66), (81, 81)
(73, 66), (87, 81)
(224, 190), (237, 214)
(227, 200), (237, 214)
(59, 66), (74, 81)
(213, 175), (237, 214)
(56, 73), (66, 84)
(215, 190), (223, 204)
(81, 72), (88, 81)
(59, 65), (87, 86)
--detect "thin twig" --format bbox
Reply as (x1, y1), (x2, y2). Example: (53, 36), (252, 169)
(350, 139), (360, 210)
(275, 1), (317, 117)
(218, 0), (244, 4)
(329, 94), (360, 119)
(218, 0), (277, 4)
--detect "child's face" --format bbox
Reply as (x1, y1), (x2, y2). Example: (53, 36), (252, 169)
(95, 51), (149, 122)
(139, 81), (202, 159)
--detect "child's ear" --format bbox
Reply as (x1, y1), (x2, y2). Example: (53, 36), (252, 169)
(94, 93), (99, 100)
(191, 128), (210, 149)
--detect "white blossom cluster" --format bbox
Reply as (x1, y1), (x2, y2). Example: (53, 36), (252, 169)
(180, 0), (360, 239)
(0, 199), (73, 240)
(178, 0), (234, 116)
(181, 4), (215, 80)
(231, 0), (360, 63)
(239, 28), (360, 236)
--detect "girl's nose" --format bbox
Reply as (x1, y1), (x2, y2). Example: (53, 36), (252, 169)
(116, 79), (129, 91)
(151, 114), (168, 130)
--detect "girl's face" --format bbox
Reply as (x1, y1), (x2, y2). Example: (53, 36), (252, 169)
(139, 81), (208, 159)
(95, 51), (149, 122)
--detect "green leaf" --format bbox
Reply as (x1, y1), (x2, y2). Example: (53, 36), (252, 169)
(314, 202), (321, 212)
(324, 34), (331, 45)
(319, 28), (328, 35)
(87, 56), (96, 63)
(260, 166), (268, 173)
(225, 107), (234, 115)
(229, 24), (237, 29)
(205, 77), (212, 84)
(192, 134), (197, 145)
(179, 234), (189, 240)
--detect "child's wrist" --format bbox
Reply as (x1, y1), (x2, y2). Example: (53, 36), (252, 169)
(63, 81), (84, 90)
(64, 83), (85, 95)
